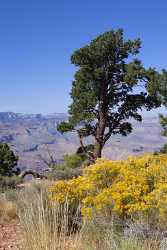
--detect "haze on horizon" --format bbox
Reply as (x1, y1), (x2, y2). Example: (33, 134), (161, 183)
(0, 0), (167, 114)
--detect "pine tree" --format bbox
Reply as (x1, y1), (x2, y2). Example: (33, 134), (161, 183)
(0, 143), (19, 176)
(58, 29), (161, 160)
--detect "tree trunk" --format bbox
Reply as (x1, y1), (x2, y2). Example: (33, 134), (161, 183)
(93, 79), (108, 160)
(93, 141), (103, 159)
(93, 111), (106, 159)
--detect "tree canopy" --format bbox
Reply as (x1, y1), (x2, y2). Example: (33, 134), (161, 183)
(0, 143), (19, 176)
(147, 70), (167, 151)
(58, 29), (162, 160)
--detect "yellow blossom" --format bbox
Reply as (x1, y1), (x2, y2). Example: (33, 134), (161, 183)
(50, 153), (167, 220)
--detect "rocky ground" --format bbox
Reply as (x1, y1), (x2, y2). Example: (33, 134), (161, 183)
(0, 223), (22, 250)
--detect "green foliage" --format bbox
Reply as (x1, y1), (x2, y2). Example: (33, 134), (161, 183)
(0, 175), (22, 192)
(57, 122), (74, 134)
(159, 143), (167, 154)
(0, 143), (19, 176)
(147, 69), (167, 105)
(159, 114), (167, 137)
(147, 70), (167, 152)
(47, 168), (82, 181)
(58, 29), (161, 158)
(47, 153), (85, 180)
(53, 153), (86, 170)
(63, 154), (84, 169)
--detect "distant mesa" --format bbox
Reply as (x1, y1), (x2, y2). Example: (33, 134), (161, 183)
(0, 111), (165, 171)
(23, 144), (38, 152)
(26, 129), (32, 136)
(132, 146), (144, 153)
(0, 134), (14, 143)
(0, 112), (19, 122)
(42, 139), (55, 145)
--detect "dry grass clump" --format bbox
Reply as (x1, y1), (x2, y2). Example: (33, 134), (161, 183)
(79, 217), (162, 250)
(17, 180), (81, 250)
(0, 194), (17, 222)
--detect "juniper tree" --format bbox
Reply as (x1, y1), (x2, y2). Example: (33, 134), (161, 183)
(58, 29), (161, 160)
(147, 69), (167, 152)
(0, 143), (19, 176)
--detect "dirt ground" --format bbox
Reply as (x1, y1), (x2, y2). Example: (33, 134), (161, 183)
(0, 223), (22, 250)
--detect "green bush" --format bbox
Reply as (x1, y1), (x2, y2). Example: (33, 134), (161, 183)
(51, 153), (87, 171)
(159, 143), (167, 154)
(47, 153), (87, 181)
(0, 175), (22, 192)
(63, 154), (84, 169)
(0, 143), (19, 176)
(47, 168), (82, 181)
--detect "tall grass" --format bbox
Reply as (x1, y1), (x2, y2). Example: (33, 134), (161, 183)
(14, 180), (165, 250)
(0, 193), (17, 222)
(80, 218), (161, 250)
(17, 180), (81, 250)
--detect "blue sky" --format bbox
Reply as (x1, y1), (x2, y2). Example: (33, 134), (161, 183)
(0, 0), (167, 114)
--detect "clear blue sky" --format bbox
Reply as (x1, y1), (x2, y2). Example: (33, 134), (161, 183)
(0, 0), (167, 114)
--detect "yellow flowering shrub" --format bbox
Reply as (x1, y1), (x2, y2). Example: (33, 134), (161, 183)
(50, 154), (167, 220)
